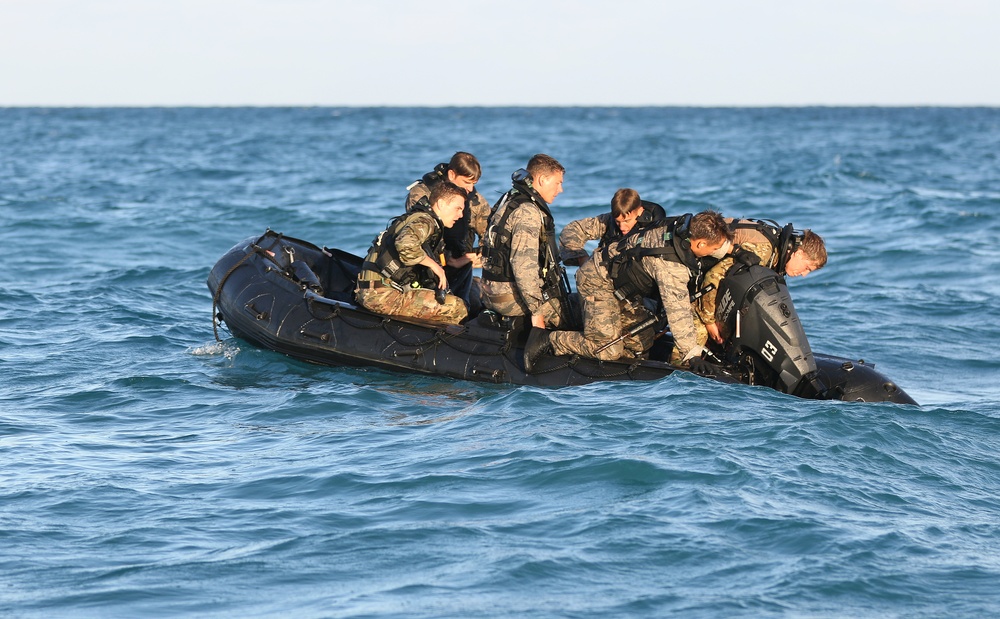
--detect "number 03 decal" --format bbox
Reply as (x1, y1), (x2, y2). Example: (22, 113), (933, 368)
(761, 340), (778, 362)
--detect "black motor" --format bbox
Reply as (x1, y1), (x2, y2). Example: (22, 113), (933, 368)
(714, 263), (830, 398)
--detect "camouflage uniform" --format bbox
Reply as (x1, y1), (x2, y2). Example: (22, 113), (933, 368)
(558, 213), (614, 265)
(694, 220), (778, 337)
(406, 179), (490, 306)
(357, 286), (467, 325)
(406, 182), (490, 251)
(547, 258), (649, 360)
(549, 224), (706, 365)
(481, 186), (569, 328)
(357, 211), (468, 325)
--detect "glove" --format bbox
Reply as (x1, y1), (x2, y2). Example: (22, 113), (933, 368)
(733, 247), (761, 267)
(687, 355), (715, 376)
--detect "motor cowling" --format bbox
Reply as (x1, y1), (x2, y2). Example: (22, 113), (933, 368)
(715, 264), (830, 398)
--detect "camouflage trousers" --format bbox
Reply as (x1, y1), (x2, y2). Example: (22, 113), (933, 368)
(549, 260), (648, 361)
(480, 281), (573, 329)
(670, 305), (709, 366)
(357, 285), (468, 325)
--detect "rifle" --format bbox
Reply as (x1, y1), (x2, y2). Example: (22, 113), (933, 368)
(542, 239), (574, 326)
(593, 315), (659, 355)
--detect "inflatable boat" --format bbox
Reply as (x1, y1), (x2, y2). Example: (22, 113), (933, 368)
(207, 230), (916, 404)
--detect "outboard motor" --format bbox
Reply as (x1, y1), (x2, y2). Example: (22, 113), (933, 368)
(715, 263), (831, 399)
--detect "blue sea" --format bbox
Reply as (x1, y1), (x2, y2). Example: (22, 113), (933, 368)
(2, 107), (999, 618)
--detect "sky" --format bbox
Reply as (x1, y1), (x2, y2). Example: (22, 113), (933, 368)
(1, 0), (997, 106)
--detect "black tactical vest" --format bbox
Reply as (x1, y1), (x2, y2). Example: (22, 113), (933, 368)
(481, 179), (563, 302)
(604, 214), (705, 302)
(599, 200), (669, 248)
(363, 200), (445, 289)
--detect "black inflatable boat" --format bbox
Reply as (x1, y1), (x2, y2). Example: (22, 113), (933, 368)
(207, 230), (916, 404)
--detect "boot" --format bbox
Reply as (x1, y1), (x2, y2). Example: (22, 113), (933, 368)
(523, 328), (552, 373)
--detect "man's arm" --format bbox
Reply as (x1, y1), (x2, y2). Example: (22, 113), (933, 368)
(647, 258), (701, 363)
(559, 215), (608, 265)
(509, 206), (560, 326)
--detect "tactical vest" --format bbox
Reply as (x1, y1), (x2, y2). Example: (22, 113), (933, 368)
(409, 163), (475, 257)
(481, 178), (565, 302)
(362, 200), (445, 289)
(599, 200), (668, 248)
(604, 214), (705, 302)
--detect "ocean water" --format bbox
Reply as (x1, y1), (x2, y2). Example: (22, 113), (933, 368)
(1, 107), (999, 618)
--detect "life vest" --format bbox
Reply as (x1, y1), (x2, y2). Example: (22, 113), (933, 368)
(775, 222), (804, 275)
(481, 172), (566, 303)
(727, 219), (803, 274)
(362, 199), (445, 289)
(603, 214), (706, 303)
(417, 162), (449, 188)
(599, 200), (668, 248)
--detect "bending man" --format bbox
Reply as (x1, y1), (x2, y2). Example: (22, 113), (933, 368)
(697, 219), (827, 344)
(526, 210), (734, 371)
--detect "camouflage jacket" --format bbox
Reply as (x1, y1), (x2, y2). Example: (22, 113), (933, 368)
(480, 197), (563, 324)
(596, 226), (703, 360)
(695, 219), (778, 324)
(360, 211), (442, 284)
(406, 181), (490, 257)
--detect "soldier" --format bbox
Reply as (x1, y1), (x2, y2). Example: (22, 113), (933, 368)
(559, 188), (668, 266)
(480, 154), (572, 329)
(357, 182), (469, 325)
(525, 210), (734, 372)
(405, 152), (491, 307)
(697, 220), (827, 344)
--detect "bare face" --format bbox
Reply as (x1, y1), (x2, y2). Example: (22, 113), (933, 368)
(433, 194), (466, 228)
(446, 170), (477, 193)
(784, 249), (821, 277)
(534, 171), (564, 204)
(615, 208), (642, 235)
(690, 238), (727, 258)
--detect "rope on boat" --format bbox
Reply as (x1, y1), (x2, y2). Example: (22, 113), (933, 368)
(522, 353), (638, 380)
(211, 245), (264, 343)
(322, 305), (654, 381)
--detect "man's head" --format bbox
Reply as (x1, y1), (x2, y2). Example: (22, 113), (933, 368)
(611, 188), (643, 234)
(688, 210), (734, 258)
(446, 152), (481, 193)
(784, 230), (827, 277)
(526, 153), (565, 204)
(430, 182), (468, 229)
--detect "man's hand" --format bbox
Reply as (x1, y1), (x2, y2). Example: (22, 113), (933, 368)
(688, 356), (714, 375)
(445, 254), (472, 269)
(706, 321), (723, 344)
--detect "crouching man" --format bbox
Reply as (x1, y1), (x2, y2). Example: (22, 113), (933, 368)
(526, 210), (733, 372)
(356, 182), (469, 325)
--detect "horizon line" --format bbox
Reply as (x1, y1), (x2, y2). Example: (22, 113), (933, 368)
(3, 103), (999, 109)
